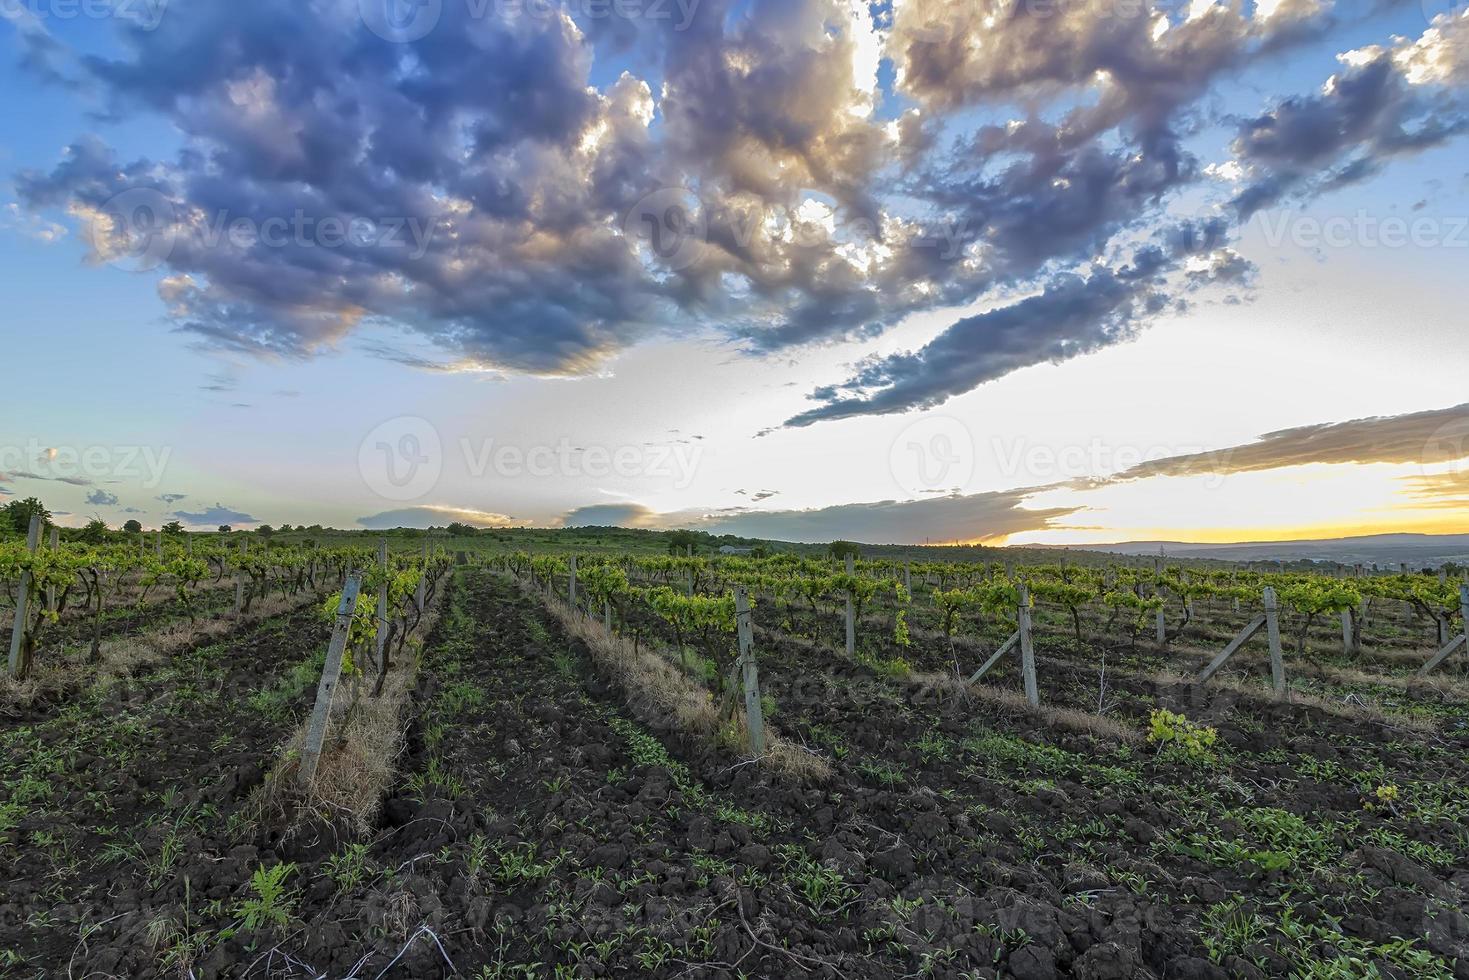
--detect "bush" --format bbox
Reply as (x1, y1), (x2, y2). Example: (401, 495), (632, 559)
(1148, 708), (1218, 763)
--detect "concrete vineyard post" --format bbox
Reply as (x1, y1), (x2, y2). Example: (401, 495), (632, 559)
(685, 545), (694, 597)
(299, 574), (363, 789)
(46, 526), (59, 614)
(903, 562), (912, 595)
(1341, 608), (1356, 656)
(844, 553), (856, 657)
(604, 599), (612, 632)
(1018, 584), (1039, 708)
(735, 586), (765, 756)
(156, 532), (163, 558)
(6, 515), (42, 678)
(1264, 586), (1287, 700)
(569, 555), (578, 609)
(375, 540), (388, 671)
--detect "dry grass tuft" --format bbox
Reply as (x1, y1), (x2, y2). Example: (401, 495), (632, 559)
(1154, 669), (1438, 734)
(905, 670), (1142, 744)
(537, 584), (832, 784)
(258, 597), (446, 837)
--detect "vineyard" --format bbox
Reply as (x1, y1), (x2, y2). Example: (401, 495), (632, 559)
(2, 534), (1467, 978)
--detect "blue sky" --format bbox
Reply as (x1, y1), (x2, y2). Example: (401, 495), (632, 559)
(1, 0), (1467, 543)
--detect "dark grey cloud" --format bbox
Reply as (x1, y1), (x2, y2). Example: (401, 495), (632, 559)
(784, 226), (1231, 426)
(1098, 402), (1469, 482)
(561, 503), (664, 528)
(86, 489), (120, 506)
(693, 489), (1082, 545)
(173, 503), (257, 525)
(10, 469), (94, 487)
(357, 507), (515, 530)
(1231, 27), (1469, 218)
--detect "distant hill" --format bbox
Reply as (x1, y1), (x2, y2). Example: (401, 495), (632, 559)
(1045, 533), (1469, 568)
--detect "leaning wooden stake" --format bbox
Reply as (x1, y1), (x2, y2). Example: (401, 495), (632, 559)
(969, 629), (1021, 683)
(1198, 613), (1267, 683)
(734, 586), (765, 756)
(1018, 584), (1040, 708)
(6, 515), (41, 678)
(299, 574), (363, 790)
(1419, 584), (1469, 676)
(1264, 586), (1287, 700)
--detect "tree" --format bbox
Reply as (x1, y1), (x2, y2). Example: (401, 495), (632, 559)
(79, 518), (109, 544)
(277, 523), (293, 533)
(123, 519), (143, 534)
(3, 497), (51, 535)
(446, 521), (477, 536)
(666, 529), (700, 555)
(828, 540), (862, 562)
(218, 525), (232, 534)
(162, 520), (184, 535)
(257, 525), (275, 537)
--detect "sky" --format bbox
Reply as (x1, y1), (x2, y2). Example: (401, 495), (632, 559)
(1, 0), (1467, 545)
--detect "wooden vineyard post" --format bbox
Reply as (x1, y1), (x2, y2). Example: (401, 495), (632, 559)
(45, 526), (59, 614)
(299, 574), (362, 790)
(374, 540), (389, 671)
(734, 586), (765, 756)
(685, 545), (694, 597)
(7, 514), (41, 678)
(569, 555), (578, 610)
(416, 542), (427, 614)
(1419, 584), (1469, 676)
(1197, 613), (1267, 683)
(1018, 584), (1039, 708)
(844, 553), (856, 657)
(903, 561), (912, 595)
(1264, 586), (1287, 700)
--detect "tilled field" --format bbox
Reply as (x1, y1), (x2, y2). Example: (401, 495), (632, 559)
(2, 567), (1466, 978)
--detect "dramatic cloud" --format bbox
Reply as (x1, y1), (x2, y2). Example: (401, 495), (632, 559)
(86, 489), (120, 506)
(173, 503), (257, 526)
(357, 506), (516, 530)
(1101, 402), (1469, 481)
(1402, 470), (1469, 509)
(11, 2), (1468, 426)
